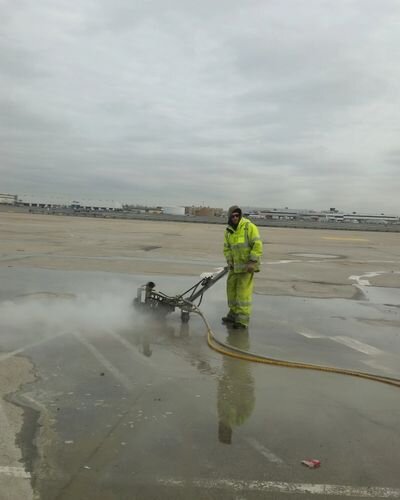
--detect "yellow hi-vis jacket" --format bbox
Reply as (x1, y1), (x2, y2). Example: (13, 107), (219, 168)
(224, 217), (263, 273)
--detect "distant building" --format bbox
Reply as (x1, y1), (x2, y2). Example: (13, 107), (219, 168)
(0, 193), (17, 204)
(258, 208), (298, 220)
(185, 206), (223, 217)
(245, 207), (400, 224)
(163, 206), (185, 216)
(18, 195), (123, 211)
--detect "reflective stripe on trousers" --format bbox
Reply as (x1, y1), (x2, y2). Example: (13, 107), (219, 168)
(226, 271), (254, 326)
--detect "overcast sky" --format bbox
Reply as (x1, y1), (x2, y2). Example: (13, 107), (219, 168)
(1, 0), (400, 212)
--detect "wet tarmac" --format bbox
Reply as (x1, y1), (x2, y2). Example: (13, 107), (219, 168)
(0, 215), (400, 499)
(0, 266), (399, 499)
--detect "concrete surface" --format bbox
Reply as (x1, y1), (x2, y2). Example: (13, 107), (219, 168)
(0, 212), (399, 499)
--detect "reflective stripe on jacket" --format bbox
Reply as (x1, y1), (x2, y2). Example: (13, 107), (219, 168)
(223, 217), (263, 273)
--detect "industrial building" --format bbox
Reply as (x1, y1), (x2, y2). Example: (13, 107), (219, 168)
(162, 206), (185, 216)
(244, 208), (400, 225)
(0, 193), (17, 204)
(2, 193), (399, 225)
(185, 206), (224, 217)
(17, 195), (123, 212)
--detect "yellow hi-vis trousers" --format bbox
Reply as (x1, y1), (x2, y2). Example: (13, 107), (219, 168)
(226, 271), (254, 326)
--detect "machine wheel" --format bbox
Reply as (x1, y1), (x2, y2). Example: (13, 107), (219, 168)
(181, 311), (190, 323)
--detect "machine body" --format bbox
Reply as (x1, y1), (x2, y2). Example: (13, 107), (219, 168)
(133, 267), (228, 322)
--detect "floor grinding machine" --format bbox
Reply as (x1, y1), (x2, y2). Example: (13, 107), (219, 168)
(134, 266), (228, 322)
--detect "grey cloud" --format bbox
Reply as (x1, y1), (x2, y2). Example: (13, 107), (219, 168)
(1, 0), (400, 213)
(87, 0), (247, 33)
(0, 100), (68, 133)
(385, 150), (400, 166)
(243, 74), (386, 112)
(230, 73), (386, 147)
(0, 46), (46, 79)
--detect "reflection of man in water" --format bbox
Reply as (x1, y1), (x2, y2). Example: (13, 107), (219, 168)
(141, 336), (152, 357)
(217, 330), (255, 444)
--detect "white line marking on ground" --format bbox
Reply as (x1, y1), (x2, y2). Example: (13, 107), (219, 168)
(362, 359), (394, 375)
(105, 330), (152, 368)
(267, 260), (302, 265)
(22, 392), (51, 414)
(157, 477), (400, 497)
(297, 332), (383, 356)
(332, 337), (383, 356)
(349, 275), (371, 286)
(297, 331), (323, 339)
(0, 466), (31, 479)
(72, 333), (133, 392)
(245, 437), (284, 465)
(0, 331), (69, 363)
(323, 237), (369, 242)
(349, 272), (385, 287)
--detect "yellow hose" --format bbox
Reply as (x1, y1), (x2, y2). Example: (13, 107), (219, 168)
(192, 308), (400, 389)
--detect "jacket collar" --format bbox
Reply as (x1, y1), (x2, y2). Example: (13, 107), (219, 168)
(226, 217), (246, 233)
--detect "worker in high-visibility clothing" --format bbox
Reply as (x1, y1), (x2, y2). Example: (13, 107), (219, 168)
(217, 330), (255, 444)
(222, 205), (263, 329)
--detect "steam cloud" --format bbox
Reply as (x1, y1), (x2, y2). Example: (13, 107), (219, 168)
(0, 282), (138, 336)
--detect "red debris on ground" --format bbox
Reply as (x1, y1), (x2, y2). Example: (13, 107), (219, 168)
(301, 459), (321, 468)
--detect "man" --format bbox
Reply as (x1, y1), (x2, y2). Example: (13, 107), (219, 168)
(217, 329), (255, 444)
(222, 205), (263, 329)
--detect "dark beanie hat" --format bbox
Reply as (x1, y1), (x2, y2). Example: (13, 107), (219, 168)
(228, 205), (242, 218)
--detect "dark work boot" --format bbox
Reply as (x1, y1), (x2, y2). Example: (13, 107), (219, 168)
(233, 322), (248, 330)
(221, 315), (235, 324)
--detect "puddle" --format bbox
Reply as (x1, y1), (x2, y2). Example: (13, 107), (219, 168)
(360, 286), (400, 306)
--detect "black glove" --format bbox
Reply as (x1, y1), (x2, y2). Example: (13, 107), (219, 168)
(246, 261), (257, 273)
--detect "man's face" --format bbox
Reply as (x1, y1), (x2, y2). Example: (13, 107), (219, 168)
(231, 212), (241, 223)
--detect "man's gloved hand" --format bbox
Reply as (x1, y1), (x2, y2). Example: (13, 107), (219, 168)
(246, 261), (257, 273)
